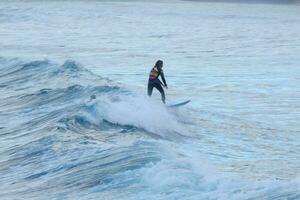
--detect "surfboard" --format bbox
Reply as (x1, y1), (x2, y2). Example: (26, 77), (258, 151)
(167, 100), (191, 108)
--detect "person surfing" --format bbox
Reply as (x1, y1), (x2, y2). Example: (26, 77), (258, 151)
(147, 60), (168, 104)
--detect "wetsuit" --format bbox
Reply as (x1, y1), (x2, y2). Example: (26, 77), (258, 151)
(147, 66), (167, 103)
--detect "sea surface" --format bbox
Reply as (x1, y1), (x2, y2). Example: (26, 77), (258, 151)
(0, 0), (300, 199)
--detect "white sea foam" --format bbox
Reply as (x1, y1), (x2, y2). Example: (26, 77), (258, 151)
(90, 92), (188, 139)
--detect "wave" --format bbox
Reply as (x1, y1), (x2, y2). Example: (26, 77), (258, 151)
(0, 57), (299, 200)
(1, 57), (184, 136)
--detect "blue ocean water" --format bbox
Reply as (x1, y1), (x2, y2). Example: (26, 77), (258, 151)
(0, 0), (300, 199)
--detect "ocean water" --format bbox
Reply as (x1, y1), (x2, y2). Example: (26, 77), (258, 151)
(0, 0), (300, 199)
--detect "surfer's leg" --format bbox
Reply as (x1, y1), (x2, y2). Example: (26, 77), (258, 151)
(148, 83), (154, 96)
(154, 83), (165, 104)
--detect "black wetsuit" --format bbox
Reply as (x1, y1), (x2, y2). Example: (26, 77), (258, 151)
(147, 66), (167, 103)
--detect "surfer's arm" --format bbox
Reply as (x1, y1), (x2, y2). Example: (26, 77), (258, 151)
(160, 71), (167, 87)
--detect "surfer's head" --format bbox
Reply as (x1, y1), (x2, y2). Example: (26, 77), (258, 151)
(90, 94), (96, 100)
(155, 60), (163, 68)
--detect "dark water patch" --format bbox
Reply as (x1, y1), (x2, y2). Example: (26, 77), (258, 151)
(58, 115), (101, 132)
(13, 135), (55, 158)
(0, 60), (50, 78)
(25, 171), (48, 180)
(149, 34), (172, 38)
(58, 114), (135, 136)
(20, 60), (50, 71)
(0, 59), (97, 88)
(62, 60), (81, 71)
(102, 119), (139, 131)
(0, 73), (40, 88)
(13, 84), (120, 111)
(102, 119), (178, 141)
(13, 85), (85, 109)
(19, 85), (83, 99)
(51, 60), (86, 76)
(92, 85), (121, 93)
(50, 160), (94, 174)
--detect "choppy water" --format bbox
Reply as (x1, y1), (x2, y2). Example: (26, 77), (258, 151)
(0, 0), (300, 199)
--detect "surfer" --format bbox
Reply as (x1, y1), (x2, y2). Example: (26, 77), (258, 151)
(147, 60), (168, 104)
(90, 94), (96, 101)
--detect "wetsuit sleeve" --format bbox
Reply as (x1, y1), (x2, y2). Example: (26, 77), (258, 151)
(160, 70), (167, 86)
